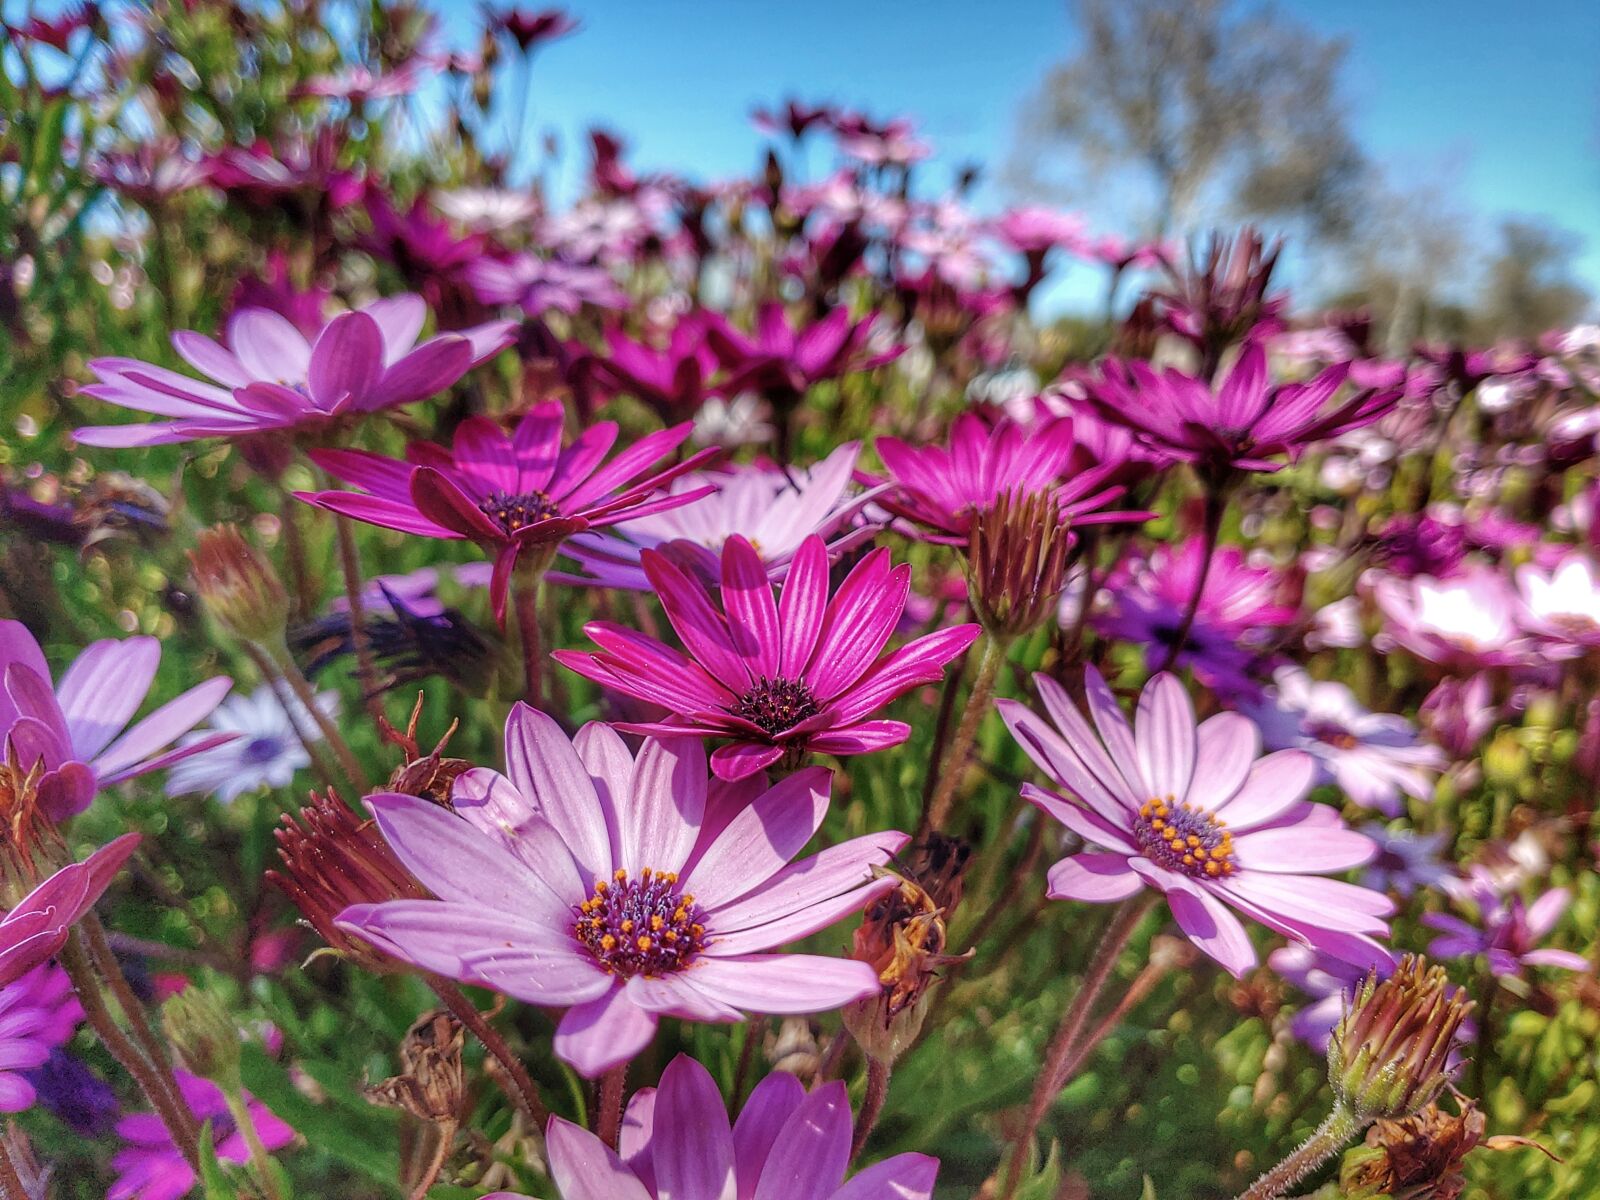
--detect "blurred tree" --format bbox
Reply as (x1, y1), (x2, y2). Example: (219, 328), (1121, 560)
(1010, 0), (1369, 241)
(1472, 218), (1591, 339)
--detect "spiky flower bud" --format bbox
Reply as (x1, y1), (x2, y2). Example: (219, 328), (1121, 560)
(189, 524), (288, 645)
(964, 490), (1072, 640)
(841, 835), (972, 1065)
(161, 987), (242, 1091)
(266, 789), (429, 974)
(363, 1010), (467, 1126)
(1328, 956), (1472, 1122)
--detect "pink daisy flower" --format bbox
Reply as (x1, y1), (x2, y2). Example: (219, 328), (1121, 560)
(551, 443), (883, 591)
(1373, 569), (1538, 671)
(73, 295), (515, 449)
(869, 412), (1141, 545)
(298, 403), (720, 622)
(491, 1054), (938, 1200)
(1084, 344), (1401, 484)
(1, 621), (233, 820)
(0, 963), (82, 1113)
(0, 834), (141, 986)
(1424, 871), (1590, 978)
(336, 705), (901, 1077)
(554, 535), (980, 780)
(998, 669), (1394, 977)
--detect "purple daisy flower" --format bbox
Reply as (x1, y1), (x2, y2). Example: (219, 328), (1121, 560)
(1424, 871), (1590, 978)
(1373, 569), (1539, 671)
(554, 535), (980, 780)
(299, 403), (720, 623)
(0, 963), (81, 1113)
(551, 443), (883, 591)
(1093, 539), (1296, 698)
(0, 621), (233, 820)
(337, 705), (903, 1077)
(73, 295), (515, 449)
(0, 834), (141, 986)
(487, 1054), (938, 1200)
(1242, 666), (1445, 817)
(998, 669), (1394, 977)
(1084, 344), (1401, 483)
(110, 1070), (294, 1200)
(1358, 823), (1455, 898)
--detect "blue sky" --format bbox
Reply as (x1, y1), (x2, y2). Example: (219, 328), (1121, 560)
(434, 0), (1600, 306)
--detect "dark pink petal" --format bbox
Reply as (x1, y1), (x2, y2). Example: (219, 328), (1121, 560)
(562, 424), (695, 511)
(1045, 853), (1145, 902)
(504, 703), (616, 883)
(545, 1116), (654, 1200)
(644, 550), (749, 688)
(410, 466), (506, 541)
(578, 622), (733, 707)
(545, 422), (621, 502)
(451, 417), (520, 494)
(802, 720), (910, 756)
(305, 448), (417, 500)
(687, 954), (879, 1013)
(553, 989), (658, 1079)
(825, 625), (979, 726)
(803, 552), (908, 699)
(296, 489), (457, 538)
(722, 536), (782, 678)
(4, 664), (70, 755)
(0, 622), (51, 730)
(710, 742), (786, 782)
(751, 1081), (850, 1200)
(307, 311), (385, 408)
(831, 1154), (939, 1200)
(683, 767), (832, 908)
(510, 403), (567, 493)
(651, 1055), (738, 1200)
(56, 637), (160, 761)
(777, 536), (829, 678)
(93, 676), (232, 782)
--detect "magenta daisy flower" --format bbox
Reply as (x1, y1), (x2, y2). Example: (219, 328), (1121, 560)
(1424, 871), (1590, 978)
(111, 1069), (294, 1200)
(1083, 344), (1401, 484)
(73, 295), (515, 449)
(299, 403), (720, 622)
(584, 312), (724, 422)
(998, 669), (1394, 977)
(0, 963), (81, 1113)
(869, 412), (1141, 545)
(554, 535), (980, 780)
(707, 302), (902, 406)
(0, 834), (141, 987)
(503, 1054), (937, 1200)
(336, 705), (901, 1077)
(1, 621), (233, 820)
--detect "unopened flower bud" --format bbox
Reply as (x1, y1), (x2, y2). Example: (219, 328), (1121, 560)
(267, 789), (429, 974)
(964, 490), (1071, 640)
(189, 524), (288, 644)
(1329, 956), (1473, 1122)
(161, 987), (242, 1091)
(364, 1010), (467, 1126)
(841, 835), (972, 1065)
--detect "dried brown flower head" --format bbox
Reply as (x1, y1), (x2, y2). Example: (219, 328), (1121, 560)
(1340, 1096), (1557, 1200)
(364, 1010), (468, 1126)
(380, 693), (473, 805)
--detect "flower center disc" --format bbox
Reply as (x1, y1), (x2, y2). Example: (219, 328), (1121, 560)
(728, 676), (820, 736)
(573, 868), (708, 977)
(478, 489), (560, 534)
(1307, 721), (1360, 751)
(1134, 798), (1236, 879)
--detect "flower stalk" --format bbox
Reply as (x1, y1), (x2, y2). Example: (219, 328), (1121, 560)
(923, 632), (1007, 833)
(1234, 1102), (1364, 1200)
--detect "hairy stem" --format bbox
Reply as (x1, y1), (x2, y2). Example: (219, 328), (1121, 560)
(851, 1058), (891, 1164)
(241, 643), (343, 794)
(334, 513), (386, 724)
(221, 1085), (286, 1200)
(1233, 1103), (1363, 1200)
(62, 930), (203, 1175)
(596, 1064), (627, 1149)
(265, 640), (373, 794)
(407, 1118), (457, 1200)
(427, 977), (548, 1126)
(998, 895), (1155, 1200)
(513, 566), (544, 709)
(1155, 487), (1226, 676)
(0, 1136), (27, 1200)
(923, 633), (1008, 834)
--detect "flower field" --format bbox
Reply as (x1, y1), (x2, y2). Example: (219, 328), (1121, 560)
(1, 3), (1597, 1198)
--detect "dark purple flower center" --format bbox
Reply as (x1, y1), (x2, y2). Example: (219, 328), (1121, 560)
(477, 489), (560, 534)
(573, 868), (708, 977)
(728, 676), (820, 737)
(1306, 720), (1360, 751)
(242, 736), (284, 764)
(1134, 798), (1236, 879)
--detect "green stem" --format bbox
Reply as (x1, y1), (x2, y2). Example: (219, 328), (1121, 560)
(221, 1085), (286, 1200)
(427, 977), (549, 1126)
(513, 564), (545, 709)
(922, 634), (1008, 834)
(265, 640), (373, 794)
(334, 513), (386, 724)
(1155, 487), (1226, 676)
(1233, 1103), (1364, 1200)
(998, 895), (1155, 1200)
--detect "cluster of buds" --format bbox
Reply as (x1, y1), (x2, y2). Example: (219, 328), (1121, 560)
(267, 789), (429, 974)
(842, 834), (972, 1066)
(1329, 956), (1473, 1122)
(964, 490), (1072, 641)
(189, 524), (289, 646)
(1340, 1097), (1555, 1200)
(1152, 228), (1286, 375)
